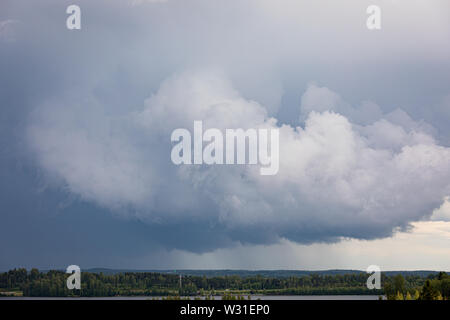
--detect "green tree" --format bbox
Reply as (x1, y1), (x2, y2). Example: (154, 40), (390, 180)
(420, 280), (440, 300)
(437, 272), (448, 281)
(393, 275), (406, 295)
(440, 278), (450, 299)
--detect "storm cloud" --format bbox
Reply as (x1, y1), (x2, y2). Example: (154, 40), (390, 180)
(27, 70), (450, 248)
(1, 0), (450, 267)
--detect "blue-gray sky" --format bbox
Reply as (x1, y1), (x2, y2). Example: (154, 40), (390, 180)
(1, 0), (450, 271)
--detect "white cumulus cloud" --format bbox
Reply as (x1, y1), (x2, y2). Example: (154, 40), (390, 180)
(27, 71), (450, 249)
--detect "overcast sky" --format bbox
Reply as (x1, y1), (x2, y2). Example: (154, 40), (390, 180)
(1, 0), (450, 271)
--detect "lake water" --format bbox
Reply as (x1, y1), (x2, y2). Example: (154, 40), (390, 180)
(0, 295), (382, 300)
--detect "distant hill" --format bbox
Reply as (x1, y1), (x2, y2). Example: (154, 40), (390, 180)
(82, 268), (439, 278)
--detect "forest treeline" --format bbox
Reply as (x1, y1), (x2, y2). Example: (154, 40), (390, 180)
(0, 268), (448, 299)
(384, 272), (450, 300)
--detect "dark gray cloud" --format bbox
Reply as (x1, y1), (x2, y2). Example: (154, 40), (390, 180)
(1, 0), (450, 269)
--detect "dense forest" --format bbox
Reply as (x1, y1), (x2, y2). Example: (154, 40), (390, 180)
(0, 268), (448, 299)
(384, 272), (450, 300)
